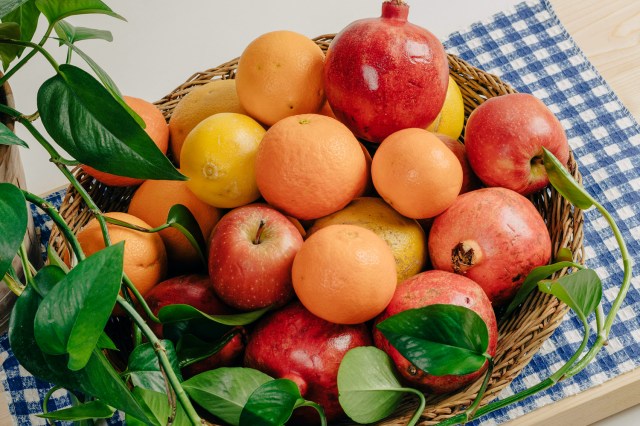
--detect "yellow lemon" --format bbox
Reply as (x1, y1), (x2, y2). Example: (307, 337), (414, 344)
(308, 197), (427, 283)
(427, 75), (465, 140)
(169, 79), (247, 165)
(180, 112), (265, 208)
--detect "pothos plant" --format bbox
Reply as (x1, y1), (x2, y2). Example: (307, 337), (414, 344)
(0, 1), (632, 426)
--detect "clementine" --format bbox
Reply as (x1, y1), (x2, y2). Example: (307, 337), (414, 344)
(292, 224), (397, 324)
(235, 30), (325, 126)
(371, 128), (463, 219)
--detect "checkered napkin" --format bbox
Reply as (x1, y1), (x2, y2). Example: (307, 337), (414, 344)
(2, 0), (639, 424)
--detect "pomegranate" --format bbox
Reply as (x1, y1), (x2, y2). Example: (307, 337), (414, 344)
(144, 275), (245, 375)
(244, 302), (371, 423)
(428, 187), (552, 306)
(374, 270), (498, 394)
(435, 133), (482, 194)
(324, 0), (449, 143)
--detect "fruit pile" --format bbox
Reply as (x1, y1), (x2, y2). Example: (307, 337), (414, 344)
(74, 1), (571, 423)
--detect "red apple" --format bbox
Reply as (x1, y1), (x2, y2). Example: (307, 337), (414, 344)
(244, 302), (372, 423)
(428, 187), (552, 306)
(144, 274), (234, 338)
(464, 93), (570, 195)
(323, 0), (449, 143)
(208, 203), (304, 311)
(373, 270), (498, 394)
(435, 133), (482, 194)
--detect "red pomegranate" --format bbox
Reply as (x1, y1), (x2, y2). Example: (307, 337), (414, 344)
(244, 302), (371, 423)
(428, 187), (552, 306)
(323, 0), (449, 143)
(374, 270), (498, 394)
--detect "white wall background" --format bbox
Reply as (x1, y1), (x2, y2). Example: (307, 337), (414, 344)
(11, 0), (521, 195)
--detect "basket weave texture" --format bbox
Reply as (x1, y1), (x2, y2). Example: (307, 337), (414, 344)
(49, 35), (585, 425)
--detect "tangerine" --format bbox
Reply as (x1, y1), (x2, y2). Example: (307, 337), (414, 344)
(292, 224), (397, 324)
(235, 30), (325, 126)
(255, 114), (366, 220)
(371, 128), (462, 219)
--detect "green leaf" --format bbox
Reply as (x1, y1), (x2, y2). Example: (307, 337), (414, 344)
(167, 204), (207, 266)
(538, 269), (603, 323)
(37, 64), (183, 181)
(127, 340), (182, 393)
(2, 0), (39, 58)
(182, 367), (272, 426)
(81, 349), (153, 424)
(239, 379), (309, 426)
(38, 400), (114, 420)
(376, 304), (489, 376)
(504, 260), (583, 317)
(35, 0), (124, 24)
(177, 332), (236, 368)
(0, 22), (20, 70)
(543, 148), (594, 210)
(127, 387), (190, 426)
(9, 273), (151, 424)
(9, 269), (82, 391)
(54, 37), (145, 128)
(97, 332), (117, 350)
(338, 346), (413, 424)
(0, 122), (27, 147)
(555, 247), (574, 263)
(54, 20), (112, 44)
(159, 304), (269, 327)
(0, 123), (27, 147)
(0, 183), (27, 279)
(46, 244), (69, 273)
(34, 242), (124, 370)
(0, 0), (31, 18)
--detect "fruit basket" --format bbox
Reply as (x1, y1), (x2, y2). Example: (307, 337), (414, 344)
(47, 34), (584, 425)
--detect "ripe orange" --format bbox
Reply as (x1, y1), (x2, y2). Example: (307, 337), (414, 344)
(308, 197), (427, 282)
(292, 224), (397, 324)
(255, 114), (366, 220)
(127, 178), (223, 272)
(169, 79), (246, 164)
(235, 30), (325, 126)
(84, 96), (170, 187)
(371, 128), (463, 219)
(180, 112), (266, 208)
(76, 212), (167, 297)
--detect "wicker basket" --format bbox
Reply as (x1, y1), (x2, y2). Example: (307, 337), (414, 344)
(49, 35), (584, 425)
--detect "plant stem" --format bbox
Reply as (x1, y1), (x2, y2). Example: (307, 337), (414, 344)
(22, 190), (85, 262)
(102, 214), (170, 234)
(466, 357), (494, 419)
(18, 243), (34, 286)
(300, 401), (327, 426)
(0, 38), (60, 75)
(2, 272), (23, 296)
(404, 388), (426, 426)
(0, 24), (55, 86)
(563, 199), (632, 378)
(117, 295), (203, 425)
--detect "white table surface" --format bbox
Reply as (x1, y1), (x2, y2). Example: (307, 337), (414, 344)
(6, 1), (639, 425)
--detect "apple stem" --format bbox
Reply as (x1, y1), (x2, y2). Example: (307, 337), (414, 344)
(253, 220), (266, 245)
(531, 156), (544, 167)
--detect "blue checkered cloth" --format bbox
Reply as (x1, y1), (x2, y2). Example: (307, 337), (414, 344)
(2, 0), (639, 424)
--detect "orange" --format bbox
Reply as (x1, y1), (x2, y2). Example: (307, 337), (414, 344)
(356, 142), (374, 197)
(169, 79), (246, 164)
(255, 114), (366, 220)
(292, 224), (397, 324)
(83, 96), (170, 187)
(371, 128), (463, 219)
(235, 30), (325, 126)
(76, 212), (167, 297)
(308, 197), (427, 282)
(180, 112), (266, 208)
(127, 178), (223, 272)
